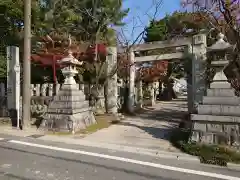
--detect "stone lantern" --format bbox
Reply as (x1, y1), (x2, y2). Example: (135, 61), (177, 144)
(207, 33), (234, 88)
(191, 33), (240, 146)
(40, 51), (96, 133)
(58, 50), (82, 85)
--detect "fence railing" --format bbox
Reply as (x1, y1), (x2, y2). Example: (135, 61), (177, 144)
(0, 83), (93, 97)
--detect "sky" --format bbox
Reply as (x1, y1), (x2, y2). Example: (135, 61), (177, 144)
(120, 0), (181, 43)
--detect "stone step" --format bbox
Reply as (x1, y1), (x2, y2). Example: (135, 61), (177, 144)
(207, 88), (235, 97)
(210, 82), (231, 89)
(202, 96), (240, 105)
(198, 104), (240, 116)
(191, 114), (240, 123)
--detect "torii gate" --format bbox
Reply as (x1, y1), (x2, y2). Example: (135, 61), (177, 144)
(124, 33), (207, 113)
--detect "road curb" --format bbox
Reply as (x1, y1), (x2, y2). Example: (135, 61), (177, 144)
(38, 136), (240, 170)
(39, 135), (200, 162)
(227, 163), (240, 170)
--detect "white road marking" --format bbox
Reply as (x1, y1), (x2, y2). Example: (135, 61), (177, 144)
(9, 140), (240, 180)
(1, 164), (12, 168)
(0, 138), (4, 141)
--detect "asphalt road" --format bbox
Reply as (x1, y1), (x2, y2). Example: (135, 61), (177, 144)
(0, 134), (239, 180)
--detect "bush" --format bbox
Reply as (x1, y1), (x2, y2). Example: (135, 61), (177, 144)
(170, 129), (240, 166)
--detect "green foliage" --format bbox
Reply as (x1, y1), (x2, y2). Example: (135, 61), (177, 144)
(144, 11), (210, 42)
(1, 0), (127, 83)
(144, 19), (168, 42)
(0, 0), (43, 46)
(1, 0), (128, 48)
(39, 0), (128, 44)
(144, 11), (211, 80)
(170, 129), (240, 165)
(0, 55), (7, 79)
(80, 61), (107, 84)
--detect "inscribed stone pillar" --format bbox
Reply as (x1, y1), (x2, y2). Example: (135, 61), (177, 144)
(186, 45), (194, 113)
(7, 46), (20, 127)
(128, 50), (135, 113)
(105, 47), (118, 114)
(187, 33), (207, 113)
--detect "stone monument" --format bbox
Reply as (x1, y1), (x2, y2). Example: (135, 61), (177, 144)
(41, 51), (96, 133)
(105, 47), (118, 114)
(191, 33), (240, 146)
(7, 46), (21, 128)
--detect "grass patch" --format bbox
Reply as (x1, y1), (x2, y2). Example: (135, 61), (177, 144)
(0, 118), (11, 126)
(47, 114), (118, 136)
(170, 129), (240, 166)
(80, 115), (111, 134)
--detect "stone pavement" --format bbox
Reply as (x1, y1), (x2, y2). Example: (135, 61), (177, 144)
(79, 97), (188, 152)
(0, 125), (44, 137)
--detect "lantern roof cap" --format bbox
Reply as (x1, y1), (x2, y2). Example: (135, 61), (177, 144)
(58, 50), (83, 66)
(207, 33), (234, 52)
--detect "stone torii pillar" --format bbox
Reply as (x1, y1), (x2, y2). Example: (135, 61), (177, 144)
(128, 50), (135, 113)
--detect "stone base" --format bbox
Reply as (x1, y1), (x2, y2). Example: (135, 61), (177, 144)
(207, 88), (235, 97)
(191, 130), (239, 146)
(41, 110), (96, 133)
(40, 83), (96, 133)
(191, 114), (240, 123)
(191, 83), (240, 147)
(143, 99), (155, 106)
(198, 104), (240, 116)
(210, 82), (231, 89)
(202, 96), (240, 105)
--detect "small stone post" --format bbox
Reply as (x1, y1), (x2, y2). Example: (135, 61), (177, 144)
(137, 80), (143, 108)
(48, 84), (53, 96)
(41, 84), (47, 96)
(55, 84), (61, 95)
(149, 83), (155, 106)
(35, 84), (41, 96)
(79, 84), (84, 91)
(30, 84), (34, 96)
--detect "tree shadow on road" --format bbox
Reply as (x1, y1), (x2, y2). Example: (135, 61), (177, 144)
(117, 121), (178, 141)
(117, 101), (189, 142)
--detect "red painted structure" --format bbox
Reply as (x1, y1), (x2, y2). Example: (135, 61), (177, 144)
(31, 43), (107, 83)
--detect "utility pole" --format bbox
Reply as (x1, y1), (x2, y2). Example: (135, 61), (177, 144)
(22, 0), (31, 129)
